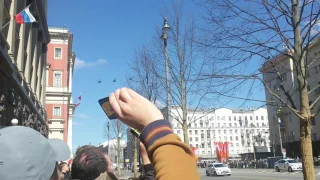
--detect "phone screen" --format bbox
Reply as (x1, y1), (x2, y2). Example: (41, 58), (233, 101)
(98, 97), (117, 120)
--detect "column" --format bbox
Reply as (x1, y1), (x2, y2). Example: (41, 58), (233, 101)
(6, 0), (17, 59)
(36, 52), (44, 98)
(16, 24), (26, 74)
(41, 63), (46, 106)
(68, 59), (73, 93)
(67, 115), (73, 158)
(0, 0), (4, 28)
(31, 38), (39, 93)
(24, 26), (34, 84)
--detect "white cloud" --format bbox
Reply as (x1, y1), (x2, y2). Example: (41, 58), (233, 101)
(74, 58), (108, 70)
(73, 121), (85, 126)
(74, 113), (92, 120)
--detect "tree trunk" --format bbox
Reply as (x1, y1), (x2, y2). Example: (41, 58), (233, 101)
(300, 120), (315, 180)
(117, 137), (121, 177)
(182, 122), (189, 145)
(133, 137), (138, 178)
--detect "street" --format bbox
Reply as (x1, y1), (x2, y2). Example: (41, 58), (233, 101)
(118, 167), (320, 180)
(198, 168), (320, 180)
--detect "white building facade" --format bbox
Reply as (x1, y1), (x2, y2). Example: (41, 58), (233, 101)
(260, 39), (320, 157)
(100, 139), (127, 163)
(169, 107), (270, 159)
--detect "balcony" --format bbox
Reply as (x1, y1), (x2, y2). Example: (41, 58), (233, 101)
(49, 128), (64, 133)
(46, 86), (69, 93)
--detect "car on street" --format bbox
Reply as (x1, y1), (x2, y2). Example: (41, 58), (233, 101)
(274, 159), (302, 172)
(206, 163), (231, 176)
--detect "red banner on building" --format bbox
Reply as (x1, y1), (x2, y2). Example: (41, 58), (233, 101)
(214, 141), (231, 163)
(191, 147), (200, 164)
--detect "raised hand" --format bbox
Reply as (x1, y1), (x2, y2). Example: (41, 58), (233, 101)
(109, 88), (164, 131)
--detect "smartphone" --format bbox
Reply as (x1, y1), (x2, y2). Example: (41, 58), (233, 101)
(98, 97), (117, 120)
(130, 128), (140, 138)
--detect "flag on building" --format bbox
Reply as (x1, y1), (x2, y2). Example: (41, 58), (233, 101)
(75, 94), (82, 108)
(14, 5), (36, 24)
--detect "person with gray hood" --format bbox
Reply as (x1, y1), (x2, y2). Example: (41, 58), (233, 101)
(0, 126), (71, 180)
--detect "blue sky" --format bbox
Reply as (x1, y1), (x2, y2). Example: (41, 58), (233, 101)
(47, 0), (265, 152)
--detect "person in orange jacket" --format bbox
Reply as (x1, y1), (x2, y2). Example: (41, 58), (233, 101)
(109, 88), (200, 180)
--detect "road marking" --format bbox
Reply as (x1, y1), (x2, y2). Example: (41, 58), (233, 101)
(231, 175), (286, 180)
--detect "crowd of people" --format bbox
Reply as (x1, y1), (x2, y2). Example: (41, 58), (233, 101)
(0, 88), (200, 180)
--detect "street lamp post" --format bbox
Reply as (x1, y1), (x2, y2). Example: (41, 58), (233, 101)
(276, 107), (284, 157)
(277, 117), (283, 157)
(161, 17), (171, 121)
(107, 122), (110, 154)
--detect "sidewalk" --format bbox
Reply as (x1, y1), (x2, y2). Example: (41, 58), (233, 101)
(118, 170), (134, 180)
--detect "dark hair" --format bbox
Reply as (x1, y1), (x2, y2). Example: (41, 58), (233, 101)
(71, 147), (107, 180)
(75, 145), (96, 155)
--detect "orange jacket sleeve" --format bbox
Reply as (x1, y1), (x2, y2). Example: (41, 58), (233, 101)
(140, 120), (200, 180)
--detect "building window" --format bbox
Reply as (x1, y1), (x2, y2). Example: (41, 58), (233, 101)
(195, 137), (198, 141)
(217, 116), (220, 120)
(236, 136), (238, 140)
(229, 123), (232, 127)
(195, 130), (198, 135)
(190, 137), (192, 142)
(256, 116), (258, 120)
(54, 48), (62, 59)
(229, 116), (231, 121)
(230, 136), (233, 140)
(261, 116), (264, 120)
(234, 116), (236, 120)
(250, 116), (253, 120)
(212, 123), (214, 127)
(177, 130), (181, 134)
(234, 123), (237, 127)
(245, 116), (247, 120)
(53, 107), (61, 116)
(54, 72), (62, 87)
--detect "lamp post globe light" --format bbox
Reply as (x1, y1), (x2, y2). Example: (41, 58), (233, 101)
(160, 17), (171, 121)
(11, 118), (18, 126)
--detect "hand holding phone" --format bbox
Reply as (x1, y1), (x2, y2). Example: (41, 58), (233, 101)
(98, 97), (117, 120)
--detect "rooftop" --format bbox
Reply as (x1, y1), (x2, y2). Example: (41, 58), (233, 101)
(48, 27), (69, 33)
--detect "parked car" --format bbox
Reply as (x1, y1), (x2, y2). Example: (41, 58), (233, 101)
(274, 159), (302, 172)
(206, 163), (231, 176)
